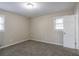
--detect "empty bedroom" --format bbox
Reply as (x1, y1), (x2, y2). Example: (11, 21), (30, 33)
(0, 2), (79, 56)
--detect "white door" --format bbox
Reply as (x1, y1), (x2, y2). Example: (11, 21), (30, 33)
(63, 15), (76, 49)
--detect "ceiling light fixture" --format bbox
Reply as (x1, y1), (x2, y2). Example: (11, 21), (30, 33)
(26, 2), (36, 9)
(26, 3), (33, 8)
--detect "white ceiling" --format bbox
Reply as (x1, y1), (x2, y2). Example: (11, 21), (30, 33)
(0, 2), (76, 17)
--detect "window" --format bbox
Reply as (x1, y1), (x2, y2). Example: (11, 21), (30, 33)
(55, 18), (64, 30)
(0, 16), (4, 31)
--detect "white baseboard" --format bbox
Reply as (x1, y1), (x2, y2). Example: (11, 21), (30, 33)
(31, 39), (78, 50)
(31, 39), (63, 46)
(0, 39), (29, 49)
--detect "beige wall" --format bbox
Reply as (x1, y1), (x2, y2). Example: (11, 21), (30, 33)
(0, 32), (4, 46)
(0, 8), (75, 48)
(30, 10), (74, 45)
(0, 10), (29, 47)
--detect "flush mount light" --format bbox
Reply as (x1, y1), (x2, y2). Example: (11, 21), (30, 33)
(25, 2), (36, 9)
(26, 3), (33, 8)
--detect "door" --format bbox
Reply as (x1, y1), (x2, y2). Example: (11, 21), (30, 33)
(63, 15), (76, 49)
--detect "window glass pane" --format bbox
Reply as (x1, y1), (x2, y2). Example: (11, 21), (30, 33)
(0, 25), (4, 31)
(56, 18), (63, 23)
(0, 16), (4, 31)
(55, 18), (64, 30)
(0, 17), (4, 24)
(56, 26), (64, 29)
(56, 24), (63, 27)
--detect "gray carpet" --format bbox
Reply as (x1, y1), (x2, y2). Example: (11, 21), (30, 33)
(0, 40), (78, 56)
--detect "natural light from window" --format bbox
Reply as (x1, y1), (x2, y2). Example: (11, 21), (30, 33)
(55, 18), (64, 30)
(0, 16), (4, 32)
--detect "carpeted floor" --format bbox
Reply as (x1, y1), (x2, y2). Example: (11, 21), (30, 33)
(0, 40), (78, 56)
